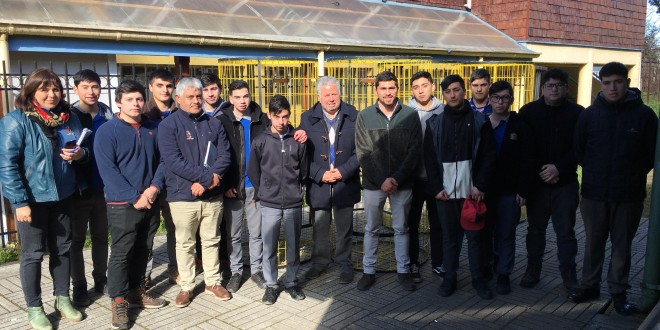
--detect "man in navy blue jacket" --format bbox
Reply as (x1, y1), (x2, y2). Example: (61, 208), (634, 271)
(158, 77), (232, 308)
(94, 80), (167, 330)
(299, 76), (361, 284)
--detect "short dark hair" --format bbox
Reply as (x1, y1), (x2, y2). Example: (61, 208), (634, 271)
(268, 94), (290, 115)
(469, 68), (491, 84)
(599, 62), (629, 80)
(440, 74), (465, 91)
(489, 81), (513, 96)
(148, 69), (175, 85)
(115, 80), (146, 103)
(540, 68), (569, 86)
(410, 71), (433, 85)
(200, 73), (221, 88)
(228, 80), (249, 95)
(375, 71), (398, 88)
(73, 69), (101, 86)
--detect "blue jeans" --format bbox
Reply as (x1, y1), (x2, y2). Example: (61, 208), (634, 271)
(362, 189), (412, 274)
(485, 194), (520, 275)
(17, 198), (73, 307)
(261, 206), (302, 288)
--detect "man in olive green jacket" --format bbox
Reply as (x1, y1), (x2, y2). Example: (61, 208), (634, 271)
(355, 71), (423, 292)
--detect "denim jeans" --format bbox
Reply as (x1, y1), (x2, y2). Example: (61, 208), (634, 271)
(70, 189), (108, 289)
(17, 198), (73, 307)
(223, 187), (262, 275)
(484, 194), (520, 275)
(362, 189), (412, 274)
(261, 206), (302, 289)
(106, 203), (160, 298)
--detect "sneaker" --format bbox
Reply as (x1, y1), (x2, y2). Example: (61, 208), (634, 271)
(519, 261), (541, 288)
(226, 273), (242, 293)
(339, 270), (354, 284)
(410, 264), (422, 283)
(432, 264), (446, 278)
(285, 286), (306, 300)
(438, 277), (457, 297)
(251, 271), (267, 289)
(262, 287), (278, 305)
(174, 290), (192, 308)
(398, 273), (417, 291)
(126, 288), (166, 309)
(27, 306), (53, 330)
(205, 284), (232, 301)
(612, 292), (637, 316)
(111, 297), (129, 330)
(496, 274), (511, 295)
(143, 276), (152, 290)
(356, 273), (376, 291)
(304, 267), (326, 280)
(72, 287), (91, 307)
(54, 295), (83, 322)
(168, 270), (180, 285)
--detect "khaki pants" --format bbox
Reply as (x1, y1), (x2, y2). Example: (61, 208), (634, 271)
(170, 196), (223, 291)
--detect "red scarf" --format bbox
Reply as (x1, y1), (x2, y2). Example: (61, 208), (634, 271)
(30, 101), (69, 127)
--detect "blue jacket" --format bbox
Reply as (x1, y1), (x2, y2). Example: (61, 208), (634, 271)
(158, 109), (231, 202)
(0, 109), (89, 208)
(298, 101), (361, 209)
(94, 114), (164, 204)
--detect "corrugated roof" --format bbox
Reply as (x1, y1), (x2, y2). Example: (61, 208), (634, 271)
(0, 0), (536, 57)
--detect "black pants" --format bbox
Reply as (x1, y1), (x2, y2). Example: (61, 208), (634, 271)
(580, 198), (643, 294)
(70, 189), (108, 289)
(408, 180), (443, 267)
(436, 198), (482, 281)
(107, 203), (160, 298)
(17, 198), (73, 307)
(525, 182), (579, 272)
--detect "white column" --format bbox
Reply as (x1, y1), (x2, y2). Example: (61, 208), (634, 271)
(0, 34), (10, 115)
(577, 61), (594, 108)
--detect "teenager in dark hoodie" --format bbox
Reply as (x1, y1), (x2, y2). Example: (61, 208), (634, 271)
(570, 62), (657, 315)
(424, 74), (496, 300)
(247, 95), (308, 305)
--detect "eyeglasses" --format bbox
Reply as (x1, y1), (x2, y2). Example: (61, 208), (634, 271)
(490, 95), (512, 103)
(544, 83), (566, 90)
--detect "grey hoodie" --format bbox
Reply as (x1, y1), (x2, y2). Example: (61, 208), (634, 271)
(408, 96), (444, 180)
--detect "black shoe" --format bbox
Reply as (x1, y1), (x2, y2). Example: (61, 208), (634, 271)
(285, 286), (306, 300)
(520, 261), (541, 288)
(409, 264), (422, 283)
(482, 267), (493, 283)
(251, 271), (267, 289)
(561, 268), (578, 291)
(262, 287), (278, 305)
(432, 265), (446, 278)
(72, 287), (91, 307)
(339, 270), (354, 284)
(398, 273), (417, 291)
(612, 293), (637, 316)
(496, 274), (511, 295)
(305, 267), (326, 280)
(226, 273), (242, 293)
(568, 287), (600, 303)
(94, 280), (107, 294)
(356, 274), (376, 291)
(438, 277), (457, 297)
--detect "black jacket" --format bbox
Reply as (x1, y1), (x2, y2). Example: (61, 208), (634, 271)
(575, 89), (658, 202)
(487, 112), (535, 199)
(215, 101), (269, 200)
(424, 100), (496, 198)
(247, 126), (308, 209)
(298, 101), (361, 209)
(519, 97), (583, 188)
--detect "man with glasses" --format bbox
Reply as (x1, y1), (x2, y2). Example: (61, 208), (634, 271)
(518, 69), (583, 293)
(482, 81), (534, 295)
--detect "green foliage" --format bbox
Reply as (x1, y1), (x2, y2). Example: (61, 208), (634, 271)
(0, 242), (20, 264)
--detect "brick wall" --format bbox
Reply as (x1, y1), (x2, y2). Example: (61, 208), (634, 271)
(472, 0), (646, 49)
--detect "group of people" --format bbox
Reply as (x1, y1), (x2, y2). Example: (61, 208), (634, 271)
(0, 60), (655, 330)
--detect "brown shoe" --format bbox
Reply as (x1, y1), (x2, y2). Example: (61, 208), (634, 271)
(126, 288), (166, 309)
(205, 284), (232, 301)
(175, 290), (192, 308)
(111, 297), (129, 330)
(168, 270), (180, 285)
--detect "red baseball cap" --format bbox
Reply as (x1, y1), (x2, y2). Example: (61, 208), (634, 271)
(460, 198), (487, 231)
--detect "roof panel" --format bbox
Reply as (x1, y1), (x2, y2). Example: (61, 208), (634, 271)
(0, 0), (535, 56)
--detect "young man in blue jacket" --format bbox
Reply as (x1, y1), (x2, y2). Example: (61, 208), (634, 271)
(299, 76), (361, 284)
(94, 80), (167, 330)
(248, 95), (308, 305)
(158, 77), (232, 308)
